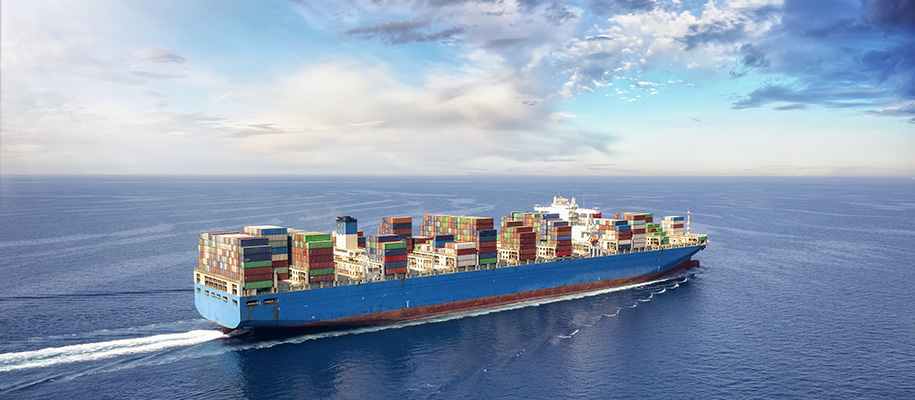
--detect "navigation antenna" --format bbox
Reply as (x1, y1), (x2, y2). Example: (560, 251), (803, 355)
(686, 209), (691, 234)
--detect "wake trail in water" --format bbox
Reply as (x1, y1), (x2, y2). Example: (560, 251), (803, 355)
(1, 270), (701, 388)
(0, 330), (224, 372)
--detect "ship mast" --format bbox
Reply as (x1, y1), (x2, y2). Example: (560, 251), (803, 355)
(686, 210), (691, 234)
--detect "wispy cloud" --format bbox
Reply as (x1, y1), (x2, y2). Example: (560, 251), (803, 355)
(773, 103), (807, 111)
(872, 103), (915, 124)
(344, 19), (465, 44)
(733, 84), (884, 110)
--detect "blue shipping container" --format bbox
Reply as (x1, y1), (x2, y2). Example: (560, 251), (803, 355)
(383, 260), (408, 269)
(383, 248), (407, 256)
(375, 234), (401, 243)
(242, 253), (273, 262)
(239, 238), (269, 247)
(242, 246), (272, 255)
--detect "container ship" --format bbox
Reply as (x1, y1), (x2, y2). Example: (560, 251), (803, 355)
(195, 196), (708, 331)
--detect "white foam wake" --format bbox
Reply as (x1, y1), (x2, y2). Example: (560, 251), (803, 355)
(0, 330), (224, 372)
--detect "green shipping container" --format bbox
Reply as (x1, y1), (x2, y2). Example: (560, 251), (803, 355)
(479, 257), (498, 264)
(274, 267), (289, 274)
(306, 240), (334, 249)
(241, 260), (273, 268)
(308, 267), (336, 276)
(382, 241), (406, 250)
(301, 233), (332, 242)
(269, 240), (287, 248)
(243, 280), (273, 290)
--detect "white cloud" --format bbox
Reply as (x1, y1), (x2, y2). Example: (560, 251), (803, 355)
(551, 0), (783, 94)
(212, 61), (614, 173)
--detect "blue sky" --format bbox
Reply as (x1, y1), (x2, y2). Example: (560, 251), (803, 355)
(2, 0), (913, 175)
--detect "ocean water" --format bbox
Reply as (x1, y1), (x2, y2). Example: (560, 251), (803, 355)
(0, 176), (913, 399)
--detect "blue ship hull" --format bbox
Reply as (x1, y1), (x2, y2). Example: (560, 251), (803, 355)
(195, 245), (705, 330)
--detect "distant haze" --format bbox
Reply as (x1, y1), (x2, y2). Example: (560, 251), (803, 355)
(2, 0), (913, 176)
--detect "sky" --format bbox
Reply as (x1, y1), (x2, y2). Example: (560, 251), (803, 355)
(1, 0), (913, 176)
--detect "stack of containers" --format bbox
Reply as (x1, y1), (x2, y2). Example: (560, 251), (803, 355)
(536, 213), (572, 257)
(617, 213), (650, 249)
(431, 234), (455, 249)
(289, 232), (335, 283)
(441, 241), (477, 267)
(378, 216), (412, 238)
(645, 222), (670, 245)
(594, 219), (632, 249)
(410, 236), (432, 252)
(367, 234), (408, 274)
(662, 216), (685, 236)
(243, 225), (289, 280)
(476, 229), (498, 265)
(357, 230), (366, 248)
(549, 222), (573, 256)
(207, 233), (273, 290)
(423, 215), (498, 265)
(197, 231), (238, 278)
(507, 211), (543, 237)
(499, 218), (537, 260)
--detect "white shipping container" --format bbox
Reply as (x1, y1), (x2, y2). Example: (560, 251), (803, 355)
(456, 259), (476, 267)
(457, 254), (477, 261)
(271, 253), (288, 261)
(454, 242), (476, 250)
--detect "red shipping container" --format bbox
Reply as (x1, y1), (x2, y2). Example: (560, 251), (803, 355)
(307, 261), (334, 269)
(244, 273), (274, 283)
(277, 272), (289, 280)
(383, 254), (407, 262)
(457, 248), (477, 255)
(633, 228), (646, 234)
(271, 260), (288, 268)
(309, 274), (335, 283)
(385, 267), (408, 275)
(308, 247), (334, 256)
(243, 266), (273, 275)
(306, 254), (333, 263)
(390, 216), (412, 224)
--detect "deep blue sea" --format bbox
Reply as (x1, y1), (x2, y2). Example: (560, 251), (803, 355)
(1, 176), (913, 399)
